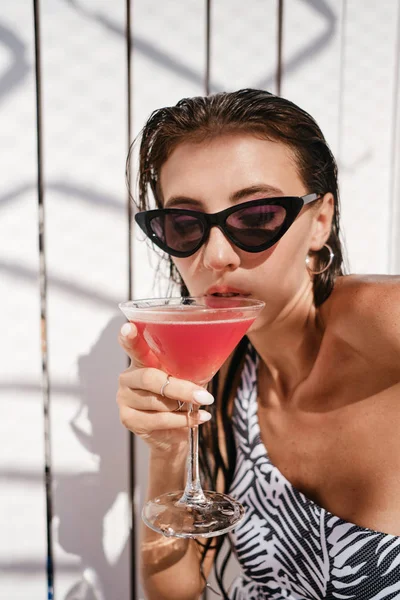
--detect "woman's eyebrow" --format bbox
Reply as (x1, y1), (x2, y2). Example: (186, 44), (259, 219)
(164, 196), (203, 209)
(164, 185), (284, 209)
(229, 185), (284, 202)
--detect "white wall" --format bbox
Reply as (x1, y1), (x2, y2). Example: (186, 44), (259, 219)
(1, 1), (399, 599)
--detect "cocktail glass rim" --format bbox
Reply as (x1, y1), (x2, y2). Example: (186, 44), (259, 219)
(119, 295), (265, 317)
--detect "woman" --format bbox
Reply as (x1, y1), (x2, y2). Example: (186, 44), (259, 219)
(117, 89), (400, 600)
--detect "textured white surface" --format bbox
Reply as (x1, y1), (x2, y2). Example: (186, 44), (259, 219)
(210, 0), (278, 94)
(1, 1), (400, 599)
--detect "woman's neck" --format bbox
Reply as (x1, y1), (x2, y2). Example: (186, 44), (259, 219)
(249, 282), (325, 400)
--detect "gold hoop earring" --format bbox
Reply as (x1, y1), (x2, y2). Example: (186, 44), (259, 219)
(305, 243), (334, 275)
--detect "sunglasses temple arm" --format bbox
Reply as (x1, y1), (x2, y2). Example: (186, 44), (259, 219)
(302, 193), (321, 205)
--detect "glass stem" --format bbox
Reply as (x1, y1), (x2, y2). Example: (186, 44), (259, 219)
(179, 402), (208, 505)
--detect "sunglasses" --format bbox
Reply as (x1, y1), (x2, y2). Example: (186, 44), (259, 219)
(135, 193), (320, 258)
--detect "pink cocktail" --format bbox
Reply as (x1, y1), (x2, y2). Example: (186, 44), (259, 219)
(119, 296), (265, 538)
(133, 314), (255, 384)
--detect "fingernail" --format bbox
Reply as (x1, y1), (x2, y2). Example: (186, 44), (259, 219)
(193, 390), (214, 405)
(198, 411), (212, 422)
(121, 323), (132, 337)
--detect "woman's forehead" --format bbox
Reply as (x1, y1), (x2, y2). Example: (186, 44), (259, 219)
(159, 133), (302, 202)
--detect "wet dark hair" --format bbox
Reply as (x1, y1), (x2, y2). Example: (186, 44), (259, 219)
(129, 89), (345, 596)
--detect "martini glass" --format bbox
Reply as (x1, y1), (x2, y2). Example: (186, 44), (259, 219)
(119, 296), (264, 538)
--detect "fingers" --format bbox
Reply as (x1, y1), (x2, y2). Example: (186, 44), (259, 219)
(119, 405), (211, 436)
(116, 325), (215, 445)
(119, 369), (215, 409)
(118, 322), (160, 368)
(123, 388), (188, 413)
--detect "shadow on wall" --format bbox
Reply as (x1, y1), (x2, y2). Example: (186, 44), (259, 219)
(53, 315), (139, 600)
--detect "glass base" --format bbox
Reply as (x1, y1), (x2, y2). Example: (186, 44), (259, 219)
(142, 490), (245, 538)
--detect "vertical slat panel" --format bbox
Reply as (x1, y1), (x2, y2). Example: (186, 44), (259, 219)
(40, 1), (131, 598)
(33, 2), (55, 595)
(131, 1), (206, 597)
(0, 2), (47, 597)
(338, 1), (399, 273)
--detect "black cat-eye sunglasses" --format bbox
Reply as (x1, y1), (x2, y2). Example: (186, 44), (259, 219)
(135, 193), (320, 258)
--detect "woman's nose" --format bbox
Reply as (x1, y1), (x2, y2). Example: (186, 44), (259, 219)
(202, 226), (240, 271)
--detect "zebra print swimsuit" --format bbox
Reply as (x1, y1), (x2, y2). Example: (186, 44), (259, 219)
(227, 343), (400, 600)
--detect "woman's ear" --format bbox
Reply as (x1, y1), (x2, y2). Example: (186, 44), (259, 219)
(309, 193), (334, 251)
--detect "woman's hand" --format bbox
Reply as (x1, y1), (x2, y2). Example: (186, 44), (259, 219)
(116, 322), (213, 454)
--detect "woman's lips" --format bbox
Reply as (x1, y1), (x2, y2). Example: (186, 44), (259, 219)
(205, 286), (251, 297)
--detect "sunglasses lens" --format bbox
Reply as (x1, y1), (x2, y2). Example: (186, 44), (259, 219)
(226, 203), (287, 247)
(147, 202), (288, 255)
(150, 214), (204, 254)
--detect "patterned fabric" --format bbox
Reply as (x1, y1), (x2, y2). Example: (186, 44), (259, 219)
(227, 343), (400, 600)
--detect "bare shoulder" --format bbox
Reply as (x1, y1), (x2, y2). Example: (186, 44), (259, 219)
(321, 274), (400, 363)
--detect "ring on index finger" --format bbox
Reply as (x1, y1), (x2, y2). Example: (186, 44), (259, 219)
(160, 375), (171, 397)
